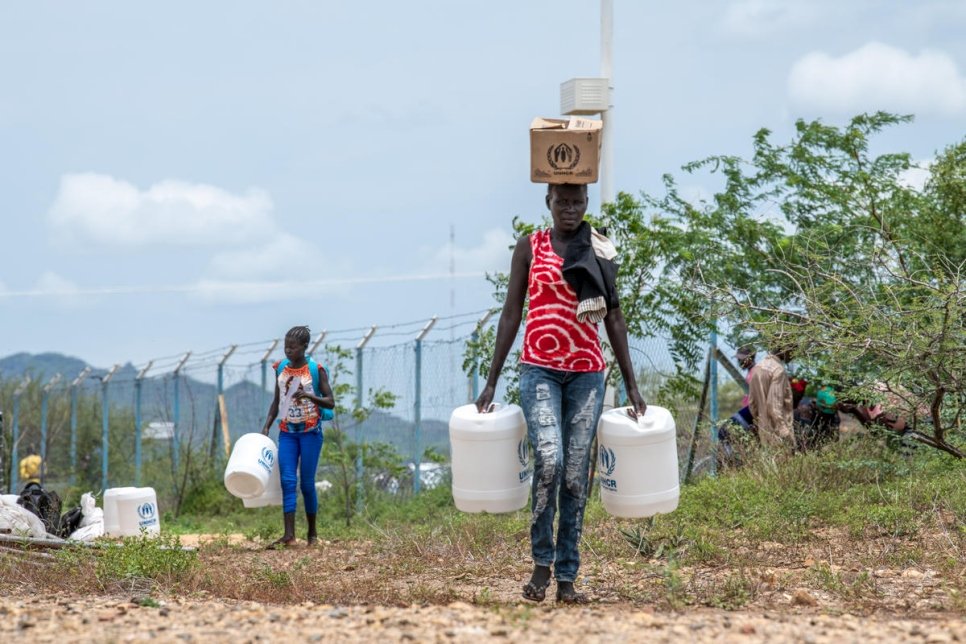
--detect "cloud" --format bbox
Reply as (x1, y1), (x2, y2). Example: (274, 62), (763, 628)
(788, 42), (966, 116)
(5, 271), (88, 308)
(35, 271), (79, 294)
(48, 173), (275, 247)
(206, 233), (318, 280)
(429, 228), (515, 274)
(722, 0), (818, 38)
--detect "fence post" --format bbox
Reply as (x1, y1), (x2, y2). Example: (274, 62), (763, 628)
(309, 330), (326, 359)
(171, 352), (191, 479)
(10, 377), (30, 492)
(40, 373), (62, 485)
(134, 361), (153, 486)
(413, 316), (438, 494)
(212, 346), (237, 459)
(469, 309), (496, 402)
(260, 339), (279, 417)
(355, 326), (377, 515)
(100, 364), (120, 492)
(684, 351), (711, 484)
(709, 330), (719, 477)
(69, 368), (91, 485)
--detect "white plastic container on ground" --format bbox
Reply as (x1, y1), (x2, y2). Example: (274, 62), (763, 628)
(597, 405), (680, 518)
(449, 403), (531, 513)
(224, 433), (277, 499)
(105, 487), (161, 537)
(103, 487), (138, 536)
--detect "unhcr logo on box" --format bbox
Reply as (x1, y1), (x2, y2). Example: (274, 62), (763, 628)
(547, 143), (581, 171)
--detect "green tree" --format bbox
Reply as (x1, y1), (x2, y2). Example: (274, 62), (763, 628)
(321, 345), (400, 526)
(623, 113), (963, 457)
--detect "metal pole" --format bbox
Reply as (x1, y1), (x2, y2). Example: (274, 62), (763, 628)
(260, 339), (279, 416)
(213, 346), (237, 458)
(171, 352), (191, 479)
(10, 377), (29, 492)
(413, 316), (438, 494)
(69, 368), (90, 486)
(101, 364), (120, 492)
(40, 373), (61, 485)
(599, 0), (615, 208)
(709, 331), (719, 477)
(134, 361), (153, 486)
(470, 309), (496, 402)
(684, 351), (711, 484)
(355, 325), (377, 514)
(309, 330), (327, 358)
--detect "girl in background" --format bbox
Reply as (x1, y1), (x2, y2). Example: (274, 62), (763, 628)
(261, 326), (335, 548)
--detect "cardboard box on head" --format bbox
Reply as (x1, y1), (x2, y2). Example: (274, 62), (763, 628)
(530, 117), (602, 184)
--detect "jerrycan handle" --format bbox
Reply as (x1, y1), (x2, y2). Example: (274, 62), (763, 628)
(484, 402), (500, 414)
(626, 406), (651, 428)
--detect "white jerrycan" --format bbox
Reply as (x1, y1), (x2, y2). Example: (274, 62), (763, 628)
(243, 451), (283, 508)
(597, 405), (679, 518)
(449, 403), (531, 513)
(224, 433), (277, 499)
(115, 487), (161, 537)
(103, 487), (138, 536)
(104, 487), (160, 537)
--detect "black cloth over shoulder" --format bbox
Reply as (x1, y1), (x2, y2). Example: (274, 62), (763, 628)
(561, 221), (619, 323)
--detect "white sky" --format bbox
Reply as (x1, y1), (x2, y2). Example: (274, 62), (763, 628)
(2, 0), (965, 369)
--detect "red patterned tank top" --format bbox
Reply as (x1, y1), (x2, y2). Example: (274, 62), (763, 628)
(521, 229), (606, 373)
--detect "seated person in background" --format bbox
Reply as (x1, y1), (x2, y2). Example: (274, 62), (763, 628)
(793, 385), (840, 452)
(838, 381), (925, 434)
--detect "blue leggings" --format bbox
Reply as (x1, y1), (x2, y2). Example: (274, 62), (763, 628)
(278, 429), (323, 513)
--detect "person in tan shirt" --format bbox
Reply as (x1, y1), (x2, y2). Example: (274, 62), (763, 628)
(748, 348), (795, 448)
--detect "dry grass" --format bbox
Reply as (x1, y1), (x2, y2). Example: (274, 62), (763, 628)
(1, 439), (962, 617)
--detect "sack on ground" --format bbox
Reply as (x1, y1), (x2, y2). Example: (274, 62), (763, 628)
(78, 492), (103, 527)
(58, 505), (84, 538)
(17, 482), (62, 535)
(0, 495), (47, 538)
(68, 492), (104, 541)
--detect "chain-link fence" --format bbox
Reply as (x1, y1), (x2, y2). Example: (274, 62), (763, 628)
(0, 309), (739, 510)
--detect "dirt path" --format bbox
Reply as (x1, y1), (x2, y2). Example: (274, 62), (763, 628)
(1, 594), (962, 643)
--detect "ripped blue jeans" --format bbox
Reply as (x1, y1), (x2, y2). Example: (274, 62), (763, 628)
(519, 363), (605, 582)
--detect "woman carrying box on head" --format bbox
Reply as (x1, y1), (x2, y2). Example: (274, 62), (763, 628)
(476, 182), (646, 604)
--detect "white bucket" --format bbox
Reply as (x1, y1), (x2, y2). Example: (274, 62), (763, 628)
(449, 403), (531, 513)
(105, 487), (161, 537)
(103, 487), (138, 536)
(224, 433), (277, 499)
(597, 405), (680, 518)
(242, 451), (283, 508)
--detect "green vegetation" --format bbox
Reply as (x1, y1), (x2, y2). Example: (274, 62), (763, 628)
(2, 434), (961, 612)
(466, 112), (964, 458)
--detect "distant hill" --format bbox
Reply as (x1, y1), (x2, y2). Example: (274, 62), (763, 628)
(0, 352), (93, 381)
(0, 352), (450, 458)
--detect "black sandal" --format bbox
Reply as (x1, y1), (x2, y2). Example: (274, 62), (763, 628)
(521, 565), (552, 602)
(555, 581), (588, 604)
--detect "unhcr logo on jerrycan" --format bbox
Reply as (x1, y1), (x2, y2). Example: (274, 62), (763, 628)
(137, 502), (158, 527)
(599, 445), (617, 491)
(258, 446), (275, 473)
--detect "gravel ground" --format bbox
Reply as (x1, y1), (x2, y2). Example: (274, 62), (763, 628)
(1, 594), (963, 643)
